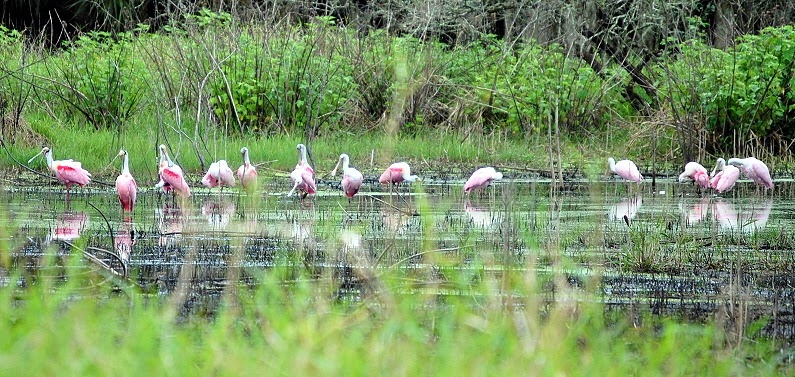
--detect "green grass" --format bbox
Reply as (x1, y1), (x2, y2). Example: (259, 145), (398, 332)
(7, 109), (662, 185)
(0, 255), (785, 376)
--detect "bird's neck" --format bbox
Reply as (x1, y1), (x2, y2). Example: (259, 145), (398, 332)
(122, 155), (130, 175)
(45, 152), (54, 170)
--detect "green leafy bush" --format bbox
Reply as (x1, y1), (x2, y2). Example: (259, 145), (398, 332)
(35, 30), (150, 131)
(663, 26), (795, 148)
(445, 38), (629, 136)
(208, 19), (358, 136)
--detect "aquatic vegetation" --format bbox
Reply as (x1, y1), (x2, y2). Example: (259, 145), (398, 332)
(0, 178), (794, 374)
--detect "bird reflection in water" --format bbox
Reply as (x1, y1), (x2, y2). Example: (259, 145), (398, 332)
(201, 197), (236, 230)
(157, 203), (184, 247)
(464, 200), (502, 228)
(114, 218), (136, 264)
(680, 196), (712, 225)
(713, 199), (773, 233)
(49, 211), (89, 242)
(608, 195), (643, 226)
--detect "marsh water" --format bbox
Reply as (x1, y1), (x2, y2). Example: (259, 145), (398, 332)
(5, 177), (795, 338)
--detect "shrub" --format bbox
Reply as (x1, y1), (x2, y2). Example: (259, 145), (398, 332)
(208, 17), (358, 137)
(445, 38), (630, 137)
(34, 29), (150, 131)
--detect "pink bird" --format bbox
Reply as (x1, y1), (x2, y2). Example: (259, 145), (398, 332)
(709, 158), (740, 194)
(155, 144), (191, 197)
(463, 167), (503, 194)
(29, 147), (91, 194)
(331, 153), (363, 199)
(115, 149), (137, 212)
(287, 143), (316, 198)
(201, 160), (236, 189)
(378, 161), (419, 185)
(728, 157), (773, 189)
(608, 157), (643, 182)
(678, 162), (710, 188)
(237, 147), (258, 192)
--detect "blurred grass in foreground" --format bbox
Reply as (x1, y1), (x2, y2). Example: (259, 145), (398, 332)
(0, 243), (788, 376)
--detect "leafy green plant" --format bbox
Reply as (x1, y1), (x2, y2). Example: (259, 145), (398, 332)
(660, 26), (795, 151)
(445, 38), (629, 137)
(208, 18), (358, 137)
(34, 30), (149, 132)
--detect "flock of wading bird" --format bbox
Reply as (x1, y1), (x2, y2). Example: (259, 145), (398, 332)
(608, 156), (774, 192)
(25, 142), (773, 214)
(26, 143), (504, 213)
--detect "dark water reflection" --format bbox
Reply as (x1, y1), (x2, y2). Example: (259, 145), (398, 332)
(4, 179), (795, 338)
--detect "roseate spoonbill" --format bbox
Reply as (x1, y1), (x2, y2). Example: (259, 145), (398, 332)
(237, 147), (258, 192)
(379, 162), (419, 185)
(155, 144), (191, 197)
(28, 147), (92, 195)
(709, 158), (740, 194)
(463, 167), (503, 194)
(331, 153), (363, 199)
(287, 143), (316, 198)
(201, 160), (236, 189)
(607, 157), (643, 182)
(115, 149), (137, 212)
(727, 157), (773, 189)
(678, 162), (710, 189)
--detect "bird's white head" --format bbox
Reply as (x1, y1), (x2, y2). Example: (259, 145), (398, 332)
(158, 144), (176, 167)
(296, 144), (309, 164)
(28, 146), (51, 165)
(331, 153), (350, 176)
(711, 158), (726, 177)
(727, 157), (745, 167)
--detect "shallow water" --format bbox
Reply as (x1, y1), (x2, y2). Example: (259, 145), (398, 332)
(3, 178), (795, 337)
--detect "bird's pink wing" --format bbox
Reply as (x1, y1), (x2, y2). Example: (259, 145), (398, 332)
(301, 167), (316, 193)
(162, 167), (190, 196)
(55, 162), (91, 186)
(750, 163), (773, 188)
(464, 170), (492, 192)
(717, 167), (740, 193)
(220, 166), (236, 186)
(342, 169), (363, 197)
(116, 175), (138, 211)
(379, 167), (404, 183)
(693, 171), (710, 188)
(616, 161), (642, 182)
(238, 165), (258, 189)
(201, 170), (219, 188)
(710, 171), (724, 189)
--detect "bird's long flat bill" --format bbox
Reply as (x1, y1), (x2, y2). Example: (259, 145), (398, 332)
(331, 158), (342, 176)
(27, 149), (45, 164)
